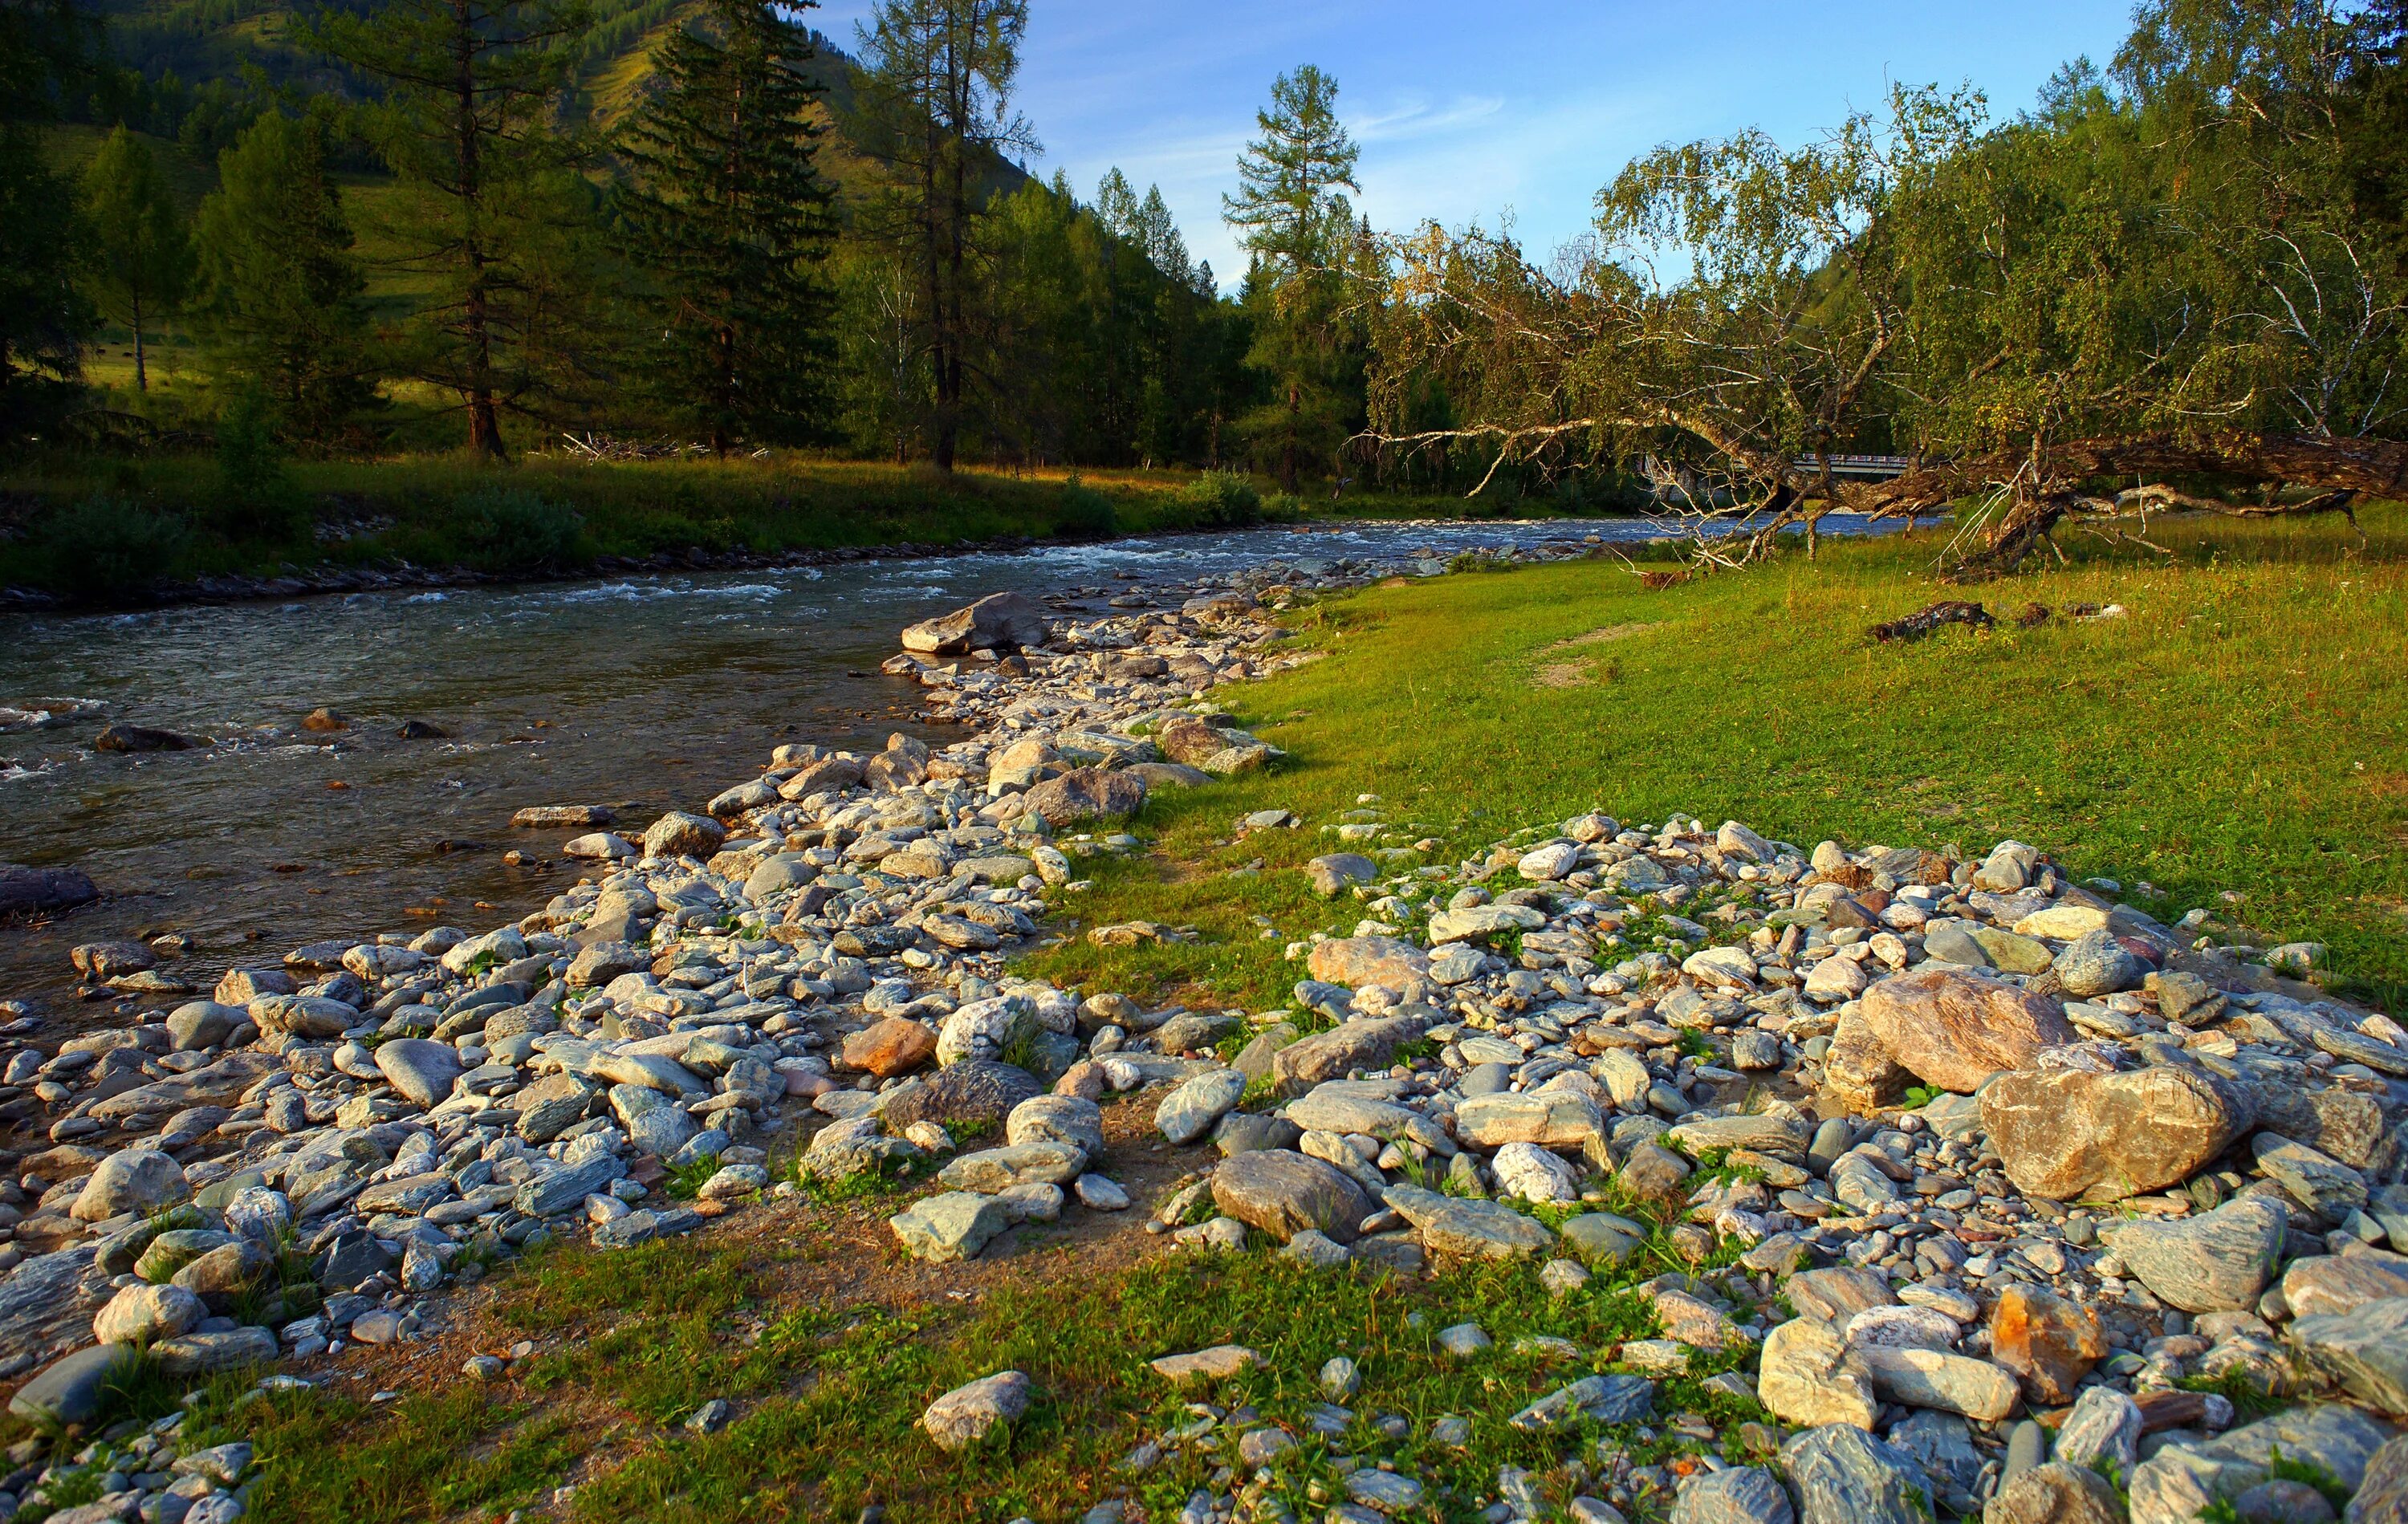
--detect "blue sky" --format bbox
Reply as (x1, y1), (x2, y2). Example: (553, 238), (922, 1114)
(812, 1), (2142, 288)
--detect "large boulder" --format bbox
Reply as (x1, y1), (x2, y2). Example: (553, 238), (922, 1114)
(72, 1149), (190, 1222)
(0, 863), (100, 916)
(2105, 1195), (2289, 1312)
(1306, 937), (1430, 992)
(1212, 1150), (1371, 1243)
(876, 1059), (1042, 1132)
(1759, 1319), (1877, 1429)
(1019, 768), (1146, 827)
(2125, 1402), (2396, 1524)
(1853, 971), (2076, 1094)
(900, 591), (1050, 655)
(921, 1370), (1031, 1453)
(1981, 1062), (2253, 1201)
(1380, 1184), (1553, 1261)
(1268, 1013), (1429, 1097)
(2291, 1297), (2408, 1414)
(1455, 1090), (1603, 1149)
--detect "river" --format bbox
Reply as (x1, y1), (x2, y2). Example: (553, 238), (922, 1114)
(0, 514), (1912, 1020)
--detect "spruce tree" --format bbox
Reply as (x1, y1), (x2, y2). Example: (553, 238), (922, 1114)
(1, 0), (99, 432)
(617, 0), (837, 454)
(81, 126), (193, 393)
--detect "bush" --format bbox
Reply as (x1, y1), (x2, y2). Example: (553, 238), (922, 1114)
(450, 486), (585, 572)
(205, 388), (312, 544)
(1178, 469), (1262, 526)
(39, 494), (189, 599)
(1052, 474), (1119, 539)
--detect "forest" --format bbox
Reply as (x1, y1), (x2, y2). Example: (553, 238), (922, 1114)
(1, 0), (2404, 583)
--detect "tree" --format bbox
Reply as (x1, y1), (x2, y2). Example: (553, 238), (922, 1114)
(616, 0), (837, 455)
(192, 112), (373, 434)
(1223, 65), (1364, 490)
(81, 126), (193, 393)
(1, 0), (99, 433)
(307, 0), (593, 456)
(852, 0), (1035, 471)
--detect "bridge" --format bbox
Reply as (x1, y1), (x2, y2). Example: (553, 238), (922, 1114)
(1792, 454), (1916, 479)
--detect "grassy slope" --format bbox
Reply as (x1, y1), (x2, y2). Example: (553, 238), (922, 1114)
(1023, 507), (2408, 1010)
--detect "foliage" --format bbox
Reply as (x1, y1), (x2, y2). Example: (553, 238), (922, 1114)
(0, 0), (98, 437)
(1051, 473), (1117, 538)
(447, 486), (585, 571)
(35, 491), (189, 597)
(1176, 466), (1262, 526)
(615, 0), (837, 455)
(79, 124), (190, 393)
(191, 112), (374, 438)
(205, 382), (311, 543)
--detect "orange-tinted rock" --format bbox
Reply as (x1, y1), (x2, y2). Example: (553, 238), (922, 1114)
(1305, 936), (1430, 992)
(1990, 1282), (2107, 1404)
(1856, 969), (2077, 1094)
(843, 1018), (938, 1078)
(1981, 1063), (2253, 1202)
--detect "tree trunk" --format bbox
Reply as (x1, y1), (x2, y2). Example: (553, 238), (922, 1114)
(454, 0), (503, 459)
(131, 289), (147, 393)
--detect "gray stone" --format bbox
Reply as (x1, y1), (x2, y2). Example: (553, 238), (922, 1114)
(1213, 1112), (1302, 1156)
(1269, 1013), (1430, 1096)
(877, 1059), (1043, 1132)
(938, 1142), (1088, 1193)
(1984, 1461), (2124, 1524)
(2055, 929), (2142, 997)
(2109, 1196), (2288, 1311)
(2053, 1384), (2142, 1477)
(151, 1326), (278, 1375)
(1212, 1150), (1371, 1243)
(2349, 1433), (2408, 1523)
(2255, 1133), (2369, 1223)
(1156, 1067), (1249, 1145)
(901, 590), (1050, 654)
(1781, 1424), (1932, 1524)
(1380, 1184), (1555, 1260)
(71, 1148), (189, 1221)
(1308, 854), (1377, 896)
(2292, 1298), (2408, 1415)
(1007, 1095), (1105, 1157)
(7, 1342), (129, 1425)
(1511, 1374), (1656, 1431)
(890, 1192), (1011, 1262)
(2126, 1404), (2395, 1524)
(1887, 1410), (1984, 1502)
(373, 1038), (462, 1107)
(626, 1105), (697, 1159)
(514, 1152), (628, 1217)
(1759, 1319), (1878, 1430)
(165, 1001), (242, 1051)
(1670, 1466), (1794, 1524)
(921, 1370), (1031, 1453)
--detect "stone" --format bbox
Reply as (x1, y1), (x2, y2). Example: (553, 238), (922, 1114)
(514, 1152), (627, 1217)
(1269, 1014), (1429, 1095)
(1558, 1212), (1649, 1269)
(845, 1018), (939, 1078)
(642, 811), (726, 860)
(2126, 1404), (2395, 1524)
(0, 863), (100, 916)
(877, 1059), (1043, 1132)
(1345, 1470), (1424, 1511)
(2053, 1385), (2143, 1477)
(1854, 971), (2076, 1094)
(248, 994), (359, 1039)
(1824, 1007), (1911, 1113)
(1982, 1062), (2252, 1201)
(1857, 1345), (2020, 1420)
(165, 1001), (242, 1051)
(1381, 1183), (1555, 1260)
(72, 1149), (188, 1221)
(1305, 937), (1432, 992)
(2281, 1253), (2408, 1318)
(1019, 769), (1146, 827)
(1157, 1067), (1249, 1145)
(1149, 1345), (1261, 1384)
(2292, 1298), (2408, 1415)
(151, 1326), (278, 1375)
(1990, 1282), (2107, 1404)
(1984, 1462), (2123, 1524)
(921, 1370), (1032, 1453)
(938, 1142), (1088, 1193)
(889, 1193), (1012, 1262)
(1427, 902), (1548, 943)
(1969, 927), (2054, 974)
(1213, 1150), (1370, 1243)
(1308, 854), (1377, 896)
(1519, 841), (1583, 881)
(2255, 1133), (2369, 1223)
(7, 1343), (129, 1425)
(1007, 1094), (1104, 1157)
(1456, 1089), (1603, 1148)
(2350, 1434), (2408, 1523)
(1781, 1423), (1934, 1524)
(2055, 929), (2143, 998)
(1759, 1319), (1878, 1430)
(1666, 1112), (1815, 1162)
(1214, 1112), (1302, 1156)
(92, 1282), (203, 1345)
(2109, 1196), (2289, 1311)
(1491, 1141), (1580, 1204)
(1670, 1465), (1794, 1524)
(901, 591), (1051, 654)
(372, 1038), (462, 1107)
(1512, 1374), (1658, 1432)
(934, 994), (1039, 1068)
(95, 722), (205, 752)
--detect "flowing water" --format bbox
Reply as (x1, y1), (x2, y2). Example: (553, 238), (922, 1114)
(0, 514), (1912, 1018)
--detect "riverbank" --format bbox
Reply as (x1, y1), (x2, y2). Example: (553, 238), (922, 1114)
(0, 453), (1584, 611)
(1, 508), (2404, 1524)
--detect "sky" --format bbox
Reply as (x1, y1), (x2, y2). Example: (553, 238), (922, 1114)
(811, 0), (2143, 289)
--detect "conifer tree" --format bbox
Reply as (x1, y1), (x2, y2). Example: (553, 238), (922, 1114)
(81, 126), (193, 393)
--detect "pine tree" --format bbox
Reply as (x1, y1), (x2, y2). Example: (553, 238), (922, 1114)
(1, 0), (99, 433)
(1222, 65), (1364, 490)
(307, 0), (592, 456)
(192, 112), (373, 434)
(617, 0), (837, 455)
(81, 126), (193, 393)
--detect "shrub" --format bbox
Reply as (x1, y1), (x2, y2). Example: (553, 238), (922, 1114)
(39, 494), (189, 599)
(450, 486), (585, 572)
(205, 387), (312, 544)
(1178, 469), (1262, 526)
(1052, 474), (1119, 539)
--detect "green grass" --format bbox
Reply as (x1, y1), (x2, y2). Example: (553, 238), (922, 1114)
(1023, 506), (2408, 1010)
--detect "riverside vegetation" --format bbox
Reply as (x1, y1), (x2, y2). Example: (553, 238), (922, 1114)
(0, 510), (2403, 1522)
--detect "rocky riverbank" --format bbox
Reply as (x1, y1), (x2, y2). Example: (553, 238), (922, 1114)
(1, 541), (2404, 1524)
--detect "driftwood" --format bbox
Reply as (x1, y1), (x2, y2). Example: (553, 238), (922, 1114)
(1869, 601), (1995, 644)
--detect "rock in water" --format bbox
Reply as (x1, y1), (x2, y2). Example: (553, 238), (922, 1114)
(2106, 1196), (2288, 1312)
(1981, 1062), (2252, 1201)
(900, 591), (1051, 654)
(1853, 970), (2076, 1095)
(0, 863), (100, 916)
(921, 1370), (1031, 1452)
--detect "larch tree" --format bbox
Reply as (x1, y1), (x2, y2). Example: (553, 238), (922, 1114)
(81, 125), (193, 393)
